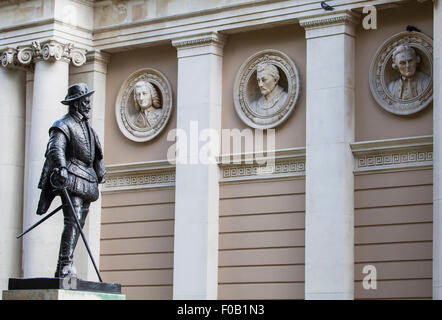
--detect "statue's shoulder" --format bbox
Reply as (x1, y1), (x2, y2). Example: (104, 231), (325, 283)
(50, 114), (75, 138)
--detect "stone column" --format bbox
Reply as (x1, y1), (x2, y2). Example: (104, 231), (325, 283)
(171, 32), (226, 299)
(20, 41), (87, 278)
(299, 11), (358, 300)
(434, 0), (442, 300)
(69, 50), (110, 281)
(0, 48), (27, 297)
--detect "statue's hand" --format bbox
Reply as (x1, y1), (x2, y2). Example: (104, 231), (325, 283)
(50, 167), (68, 189)
(59, 167), (68, 184)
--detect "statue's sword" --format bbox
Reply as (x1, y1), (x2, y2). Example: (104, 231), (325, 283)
(17, 204), (63, 239)
(18, 170), (103, 283)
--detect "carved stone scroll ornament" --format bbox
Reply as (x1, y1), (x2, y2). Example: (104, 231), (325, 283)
(0, 47), (31, 71)
(369, 31), (433, 115)
(115, 68), (173, 142)
(15, 40), (87, 67)
(1, 47), (18, 68)
(233, 49), (300, 129)
(17, 45), (35, 65)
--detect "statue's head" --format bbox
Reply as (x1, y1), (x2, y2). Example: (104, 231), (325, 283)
(391, 45), (421, 78)
(61, 83), (94, 118)
(133, 80), (160, 111)
(256, 62), (280, 96)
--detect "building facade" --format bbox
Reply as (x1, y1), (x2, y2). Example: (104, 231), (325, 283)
(0, 0), (441, 300)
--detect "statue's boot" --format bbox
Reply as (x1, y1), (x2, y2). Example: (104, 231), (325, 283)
(55, 221), (78, 278)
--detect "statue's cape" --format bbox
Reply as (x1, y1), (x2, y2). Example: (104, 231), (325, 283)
(36, 158), (56, 215)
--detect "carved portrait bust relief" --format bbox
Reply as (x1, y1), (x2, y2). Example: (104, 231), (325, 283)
(388, 45), (430, 100)
(252, 62), (288, 116)
(234, 50), (300, 129)
(133, 80), (162, 128)
(116, 68), (173, 142)
(369, 31), (433, 115)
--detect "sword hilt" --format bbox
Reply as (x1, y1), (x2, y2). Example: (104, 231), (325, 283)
(50, 168), (68, 190)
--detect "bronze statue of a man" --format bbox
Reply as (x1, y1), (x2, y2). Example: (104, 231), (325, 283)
(36, 83), (106, 278)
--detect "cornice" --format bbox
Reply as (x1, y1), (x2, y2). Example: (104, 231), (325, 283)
(299, 10), (360, 30)
(70, 0), (95, 8)
(218, 147), (306, 184)
(102, 160), (176, 194)
(101, 148), (308, 192)
(351, 136), (433, 174)
(100, 136), (432, 193)
(0, 19), (94, 52)
(351, 135), (433, 153)
(93, 0), (276, 34)
(217, 147), (306, 165)
(172, 32), (227, 50)
(0, 0), (407, 52)
(86, 50), (111, 64)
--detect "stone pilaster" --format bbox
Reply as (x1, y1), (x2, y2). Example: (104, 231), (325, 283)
(69, 50), (110, 282)
(171, 32), (226, 299)
(21, 40), (87, 278)
(300, 11), (359, 300)
(434, 0), (442, 300)
(0, 47), (28, 298)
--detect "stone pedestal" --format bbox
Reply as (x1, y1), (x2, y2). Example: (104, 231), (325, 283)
(3, 277), (125, 300)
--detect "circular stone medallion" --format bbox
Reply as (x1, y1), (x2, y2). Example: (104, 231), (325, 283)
(369, 31), (433, 115)
(233, 49), (300, 129)
(116, 68), (173, 142)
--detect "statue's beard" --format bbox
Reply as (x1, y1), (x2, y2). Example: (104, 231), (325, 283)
(80, 109), (89, 119)
(72, 104), (90, 119)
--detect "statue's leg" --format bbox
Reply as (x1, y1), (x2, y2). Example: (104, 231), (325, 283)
(54, 196), (89, 277)
(69, 200), (90, 262)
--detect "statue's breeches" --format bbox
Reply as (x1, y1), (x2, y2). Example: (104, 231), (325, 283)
(64, 161), (99, 202)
